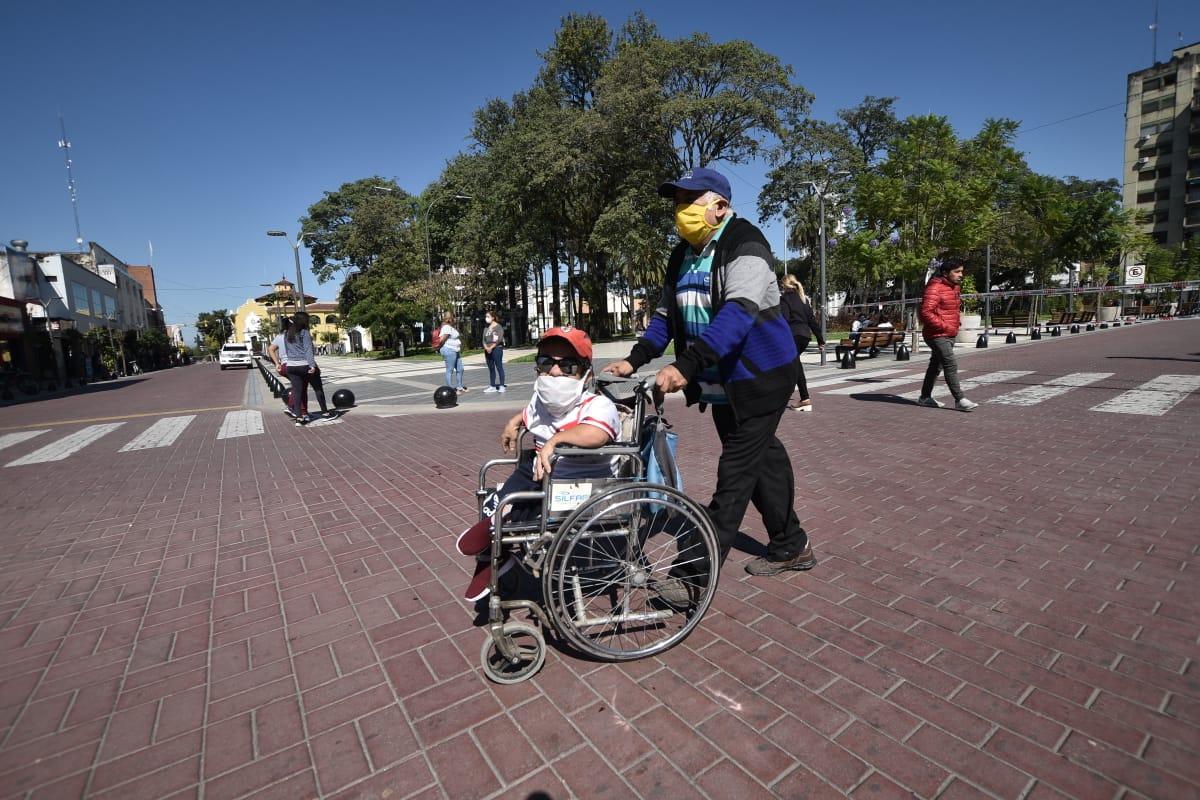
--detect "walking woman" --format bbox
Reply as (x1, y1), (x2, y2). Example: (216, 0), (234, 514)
(435, 312), (466, 393)
(482, 310), (507, 393)
(283, 311), (332, 424)
(780, 275), (825, 411)
(917, 257), (978, 411)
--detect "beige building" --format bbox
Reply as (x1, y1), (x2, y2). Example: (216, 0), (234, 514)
(231, 276), (373, 355)
(1123, 41), (1200, 248)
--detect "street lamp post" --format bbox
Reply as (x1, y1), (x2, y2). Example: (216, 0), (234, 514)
(802, 171), (850, 366)
(266, 230), (310, 311)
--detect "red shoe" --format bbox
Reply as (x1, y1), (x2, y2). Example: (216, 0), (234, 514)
(456, 519), (492, 556)
(464, 556), (514, 602)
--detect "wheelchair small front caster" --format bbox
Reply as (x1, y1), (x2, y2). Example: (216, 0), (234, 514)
(481, 621), (545, 684)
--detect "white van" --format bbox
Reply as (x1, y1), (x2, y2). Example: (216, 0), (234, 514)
(219, 343), (253, 370)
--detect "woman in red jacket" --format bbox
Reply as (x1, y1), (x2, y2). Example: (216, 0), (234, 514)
(917, 258), (978, 411)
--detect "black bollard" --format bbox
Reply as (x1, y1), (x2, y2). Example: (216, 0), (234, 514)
(1031, 328), (1042, 340)
(1005, 332), (1017, 344)
(1086, 324), (1094, 331)
(1050, 327), (1061, 337)
(1070, 324), (1080, 333)
(976, 333), (988, 348)
(1113, 321), (1121, 327)
(839, 350), (856, 369)
(895, 343), (910, 361)
(1099, 323), (1108, 329)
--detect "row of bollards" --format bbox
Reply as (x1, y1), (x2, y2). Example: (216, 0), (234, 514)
(257, 358), (287, 398)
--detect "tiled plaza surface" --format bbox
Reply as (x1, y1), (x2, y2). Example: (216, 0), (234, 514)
(0, 319), (1198, 799)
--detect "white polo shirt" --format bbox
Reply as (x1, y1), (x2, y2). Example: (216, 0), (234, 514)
(522, 392), (621, 479)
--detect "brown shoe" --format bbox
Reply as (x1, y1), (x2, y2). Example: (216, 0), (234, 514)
(744, 546), (816, 576)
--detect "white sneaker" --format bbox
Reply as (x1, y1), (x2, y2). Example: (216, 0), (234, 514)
(956, 397), (978, 412)
(498, 386), (507, 393)
(483, 386), (498, 393)
(916, 396), (943, 408)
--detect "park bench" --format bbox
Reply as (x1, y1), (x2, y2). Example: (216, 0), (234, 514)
(988, 312), (1033, 334)
(834, 327), (906, 360)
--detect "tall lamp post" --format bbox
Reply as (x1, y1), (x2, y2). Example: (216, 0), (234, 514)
(802, 171), (850, 366)
(265, 230), (312, 311)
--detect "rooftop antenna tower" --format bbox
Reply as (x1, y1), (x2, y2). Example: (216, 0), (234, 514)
(57, 114), (85, 252)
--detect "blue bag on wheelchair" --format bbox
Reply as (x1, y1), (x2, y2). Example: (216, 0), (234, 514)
(640, 414), (681, 508)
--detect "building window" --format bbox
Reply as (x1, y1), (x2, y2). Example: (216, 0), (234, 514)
(72, 283), (91, 315)
(90, 289), (103, 318)
(1137, 191), (1156, 204)
(325, 315), (339, 325)
(1143, 76), (1162, 92)
(103, 296), (117, 320)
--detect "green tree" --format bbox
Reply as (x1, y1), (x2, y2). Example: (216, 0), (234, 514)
(196, 310), (233, 348)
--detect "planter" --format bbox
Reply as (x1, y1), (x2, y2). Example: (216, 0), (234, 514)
(955, 313), (982, 344)
(959, 313), (982, 329)
(1097, 306), (1119, 322)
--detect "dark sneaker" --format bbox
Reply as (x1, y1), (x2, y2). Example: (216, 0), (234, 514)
(653, 577), (695, 611)
(744, 546), (816, 576)
(456, 519), (493, 556)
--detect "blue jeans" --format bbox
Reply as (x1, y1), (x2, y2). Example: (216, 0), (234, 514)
(442, 349), (464, 389)
(485, 346), (506, 388)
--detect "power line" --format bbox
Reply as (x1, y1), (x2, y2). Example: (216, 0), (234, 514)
(1021, 102), (1126, 133)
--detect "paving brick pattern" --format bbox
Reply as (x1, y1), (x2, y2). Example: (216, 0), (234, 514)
(0, 320), (1197, 798)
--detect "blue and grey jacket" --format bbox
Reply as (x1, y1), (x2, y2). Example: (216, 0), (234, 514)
(626, 217), (798, 419)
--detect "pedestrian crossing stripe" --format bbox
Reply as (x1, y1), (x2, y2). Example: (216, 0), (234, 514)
(0, 430), (48, 452)
(119, 415), (196, 451)
(899, 370), (1035, 401)
(1090, 374), (1200, 416)
(988, 372), (1113, 406)
(6, 423), (125, 467)
(216, 410), (263, 439)
(821, 370), (956, 396)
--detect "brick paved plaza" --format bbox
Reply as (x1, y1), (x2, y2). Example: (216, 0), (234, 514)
(0, 318), (1198, 799)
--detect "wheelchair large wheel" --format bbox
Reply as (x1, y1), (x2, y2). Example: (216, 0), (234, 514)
(480, 621), (545, 684)
(541, 483), (719, 662)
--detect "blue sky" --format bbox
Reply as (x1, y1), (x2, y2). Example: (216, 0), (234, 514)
(3, 0), (1196, 341)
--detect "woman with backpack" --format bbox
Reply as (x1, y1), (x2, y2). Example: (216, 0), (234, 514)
(780, 275), (825, 412)
(434, 312), (466, 393)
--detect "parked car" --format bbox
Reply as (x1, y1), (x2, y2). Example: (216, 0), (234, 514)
(218, 343), (253, 370)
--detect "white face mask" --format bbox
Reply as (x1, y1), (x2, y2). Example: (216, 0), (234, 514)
(535, 373), (588, 415)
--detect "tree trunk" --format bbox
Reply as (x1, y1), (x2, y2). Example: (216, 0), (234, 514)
(549, 245), (562, 327)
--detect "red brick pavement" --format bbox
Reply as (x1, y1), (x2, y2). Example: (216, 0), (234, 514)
(0, 320), (1198, 798)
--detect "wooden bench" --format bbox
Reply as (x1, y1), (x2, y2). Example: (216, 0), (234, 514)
(834, 328), (906, 360)
(988, 312), (1033, 333)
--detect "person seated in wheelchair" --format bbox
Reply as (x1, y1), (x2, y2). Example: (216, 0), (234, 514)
(456, 326), (623, 601)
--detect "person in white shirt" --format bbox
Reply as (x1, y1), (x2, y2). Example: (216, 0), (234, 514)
(434, 312), (466, 393)
(267, 317), (305, 418)
(453, 326), (621, 601)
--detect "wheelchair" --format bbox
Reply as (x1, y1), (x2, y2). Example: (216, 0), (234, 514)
(474, 375), (720, 684)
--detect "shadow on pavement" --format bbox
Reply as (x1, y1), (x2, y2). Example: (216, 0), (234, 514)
(0, 377), (148, 407)
(846, 393), (916, 404)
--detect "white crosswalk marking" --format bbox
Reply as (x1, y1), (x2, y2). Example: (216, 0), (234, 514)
(327, 376), (372, 384)
(989, 372), (1113, 406)
(1090, 374), (1200, 416)
(0, 430), (48, 452)
(6, 423), (125, 467)
(217, 410), (263, 439)
(900, 370), (1035, 401)
(119, 415), (196, 452)
(821, 370), (946, 396)
(805, 368), (915, 390)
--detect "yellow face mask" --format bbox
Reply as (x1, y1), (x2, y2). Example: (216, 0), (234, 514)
(674, 200), (722, 248)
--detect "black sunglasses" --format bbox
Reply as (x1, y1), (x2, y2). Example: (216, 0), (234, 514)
(535, 355), (587, 375)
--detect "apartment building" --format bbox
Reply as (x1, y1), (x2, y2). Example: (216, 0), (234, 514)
(1123, 40), (1200, 248)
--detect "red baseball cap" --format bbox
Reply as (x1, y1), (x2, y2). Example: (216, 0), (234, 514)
(539, 326), (592, 360)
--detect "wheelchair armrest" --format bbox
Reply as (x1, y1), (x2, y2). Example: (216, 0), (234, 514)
(478, 457), (520, 491)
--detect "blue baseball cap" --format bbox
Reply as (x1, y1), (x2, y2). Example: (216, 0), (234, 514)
(657, 167), (732, 202)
